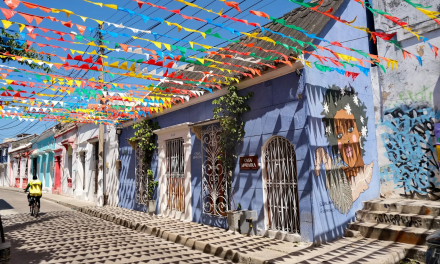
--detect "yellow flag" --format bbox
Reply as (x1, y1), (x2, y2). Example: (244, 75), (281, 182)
(18, 24), (25, 32)
(104, 4), (117, 9)
(128, 63), (136, 72)
(119, 62), (128, 70)
(1, 20), (13, 30)
(109, 61), (119, 68)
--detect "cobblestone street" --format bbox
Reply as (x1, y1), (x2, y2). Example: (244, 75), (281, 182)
(1, 191), (230, 264)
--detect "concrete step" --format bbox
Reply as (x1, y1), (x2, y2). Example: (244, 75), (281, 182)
(356, 210), (440, 229)
(363, 199), (440, 216)
(348, 221), (436, 245)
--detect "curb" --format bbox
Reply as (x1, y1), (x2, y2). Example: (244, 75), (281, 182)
(76, 207), (272, 264)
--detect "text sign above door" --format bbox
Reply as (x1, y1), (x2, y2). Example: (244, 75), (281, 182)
(239, 156), (259, 170)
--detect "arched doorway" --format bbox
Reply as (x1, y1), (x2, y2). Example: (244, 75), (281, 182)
(262, 136), (300, 234)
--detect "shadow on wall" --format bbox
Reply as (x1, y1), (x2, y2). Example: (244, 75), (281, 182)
(380, 105), (440, 199)
(310, 84), (377, 243)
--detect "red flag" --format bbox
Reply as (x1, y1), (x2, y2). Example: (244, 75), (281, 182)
(224, 1), (240, 12)
(25, 25), (34, 33)
(76, 24), (86, 35)
(133, 0), (144, 8)
(4, 0), (20, 10)
(19, 12), (34, 24)
(0, 8), (16, 20)
(119, 43), (129, 52)
(431, 45), (439, 59)
(250, 10), (270, 19)
(371, 31), (397, 41)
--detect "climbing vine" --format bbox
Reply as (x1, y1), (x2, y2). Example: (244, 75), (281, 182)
(213, 86), (254, 187)
(130, 119), (160, 200)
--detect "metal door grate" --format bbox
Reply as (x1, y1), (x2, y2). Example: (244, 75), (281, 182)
(135, 146), (148, 205)
(264, 136), (300, 234)
(202, 124), (228, 217)
(166, 138), (185, 212)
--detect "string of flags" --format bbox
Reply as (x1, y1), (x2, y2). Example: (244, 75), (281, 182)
(0, 0), (436, 124)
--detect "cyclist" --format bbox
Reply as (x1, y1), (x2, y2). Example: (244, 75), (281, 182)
(24, 175), (42, 211)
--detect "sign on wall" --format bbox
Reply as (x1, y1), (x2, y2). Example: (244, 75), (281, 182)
(239, 156), (259, 170)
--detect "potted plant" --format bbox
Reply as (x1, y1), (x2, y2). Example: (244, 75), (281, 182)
(146, 169), (158, 215)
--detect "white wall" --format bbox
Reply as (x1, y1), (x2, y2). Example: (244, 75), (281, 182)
(105, 126), (119, 207)
(372, 0), (440, 199)
(55, 129), (77, 197)
(74, 124), (119, 206)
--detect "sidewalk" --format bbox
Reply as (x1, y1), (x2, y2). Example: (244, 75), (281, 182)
(0, 186), (95, 210)
(0, 186), (425, 263)
(77, 206), (426, 264)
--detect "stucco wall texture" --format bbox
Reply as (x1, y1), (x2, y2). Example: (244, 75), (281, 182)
(371, 0), (440, 200)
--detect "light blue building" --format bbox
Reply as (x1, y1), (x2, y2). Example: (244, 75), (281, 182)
(30, 127), (56, 192)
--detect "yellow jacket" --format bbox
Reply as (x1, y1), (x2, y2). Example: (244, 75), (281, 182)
(25, 180), (42, 196)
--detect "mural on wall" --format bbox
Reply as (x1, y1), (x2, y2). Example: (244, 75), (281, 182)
(314, 85), (374, 214)
(381, 106), (440, 199)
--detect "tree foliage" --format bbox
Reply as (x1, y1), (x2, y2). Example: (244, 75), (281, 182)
(0, 29), (52, 73)
(131, 119), (160, 200)
(213, 86), (254, 187)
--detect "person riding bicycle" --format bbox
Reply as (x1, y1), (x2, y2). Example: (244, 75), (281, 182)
(24, 175), (42, 209)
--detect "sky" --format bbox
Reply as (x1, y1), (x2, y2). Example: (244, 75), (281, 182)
(0, 0), (305, 142)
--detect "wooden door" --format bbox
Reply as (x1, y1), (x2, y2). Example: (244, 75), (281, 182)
(54, 156), (61, 193)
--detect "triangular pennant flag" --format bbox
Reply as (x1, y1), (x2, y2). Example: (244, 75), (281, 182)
(4, 0), (20, 10)
(1, 9), (17, 20)
(19, 13), (34, 24)
(1, 20), (13, 29)
(76, 24), (86, 35)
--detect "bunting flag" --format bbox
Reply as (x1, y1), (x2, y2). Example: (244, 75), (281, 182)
(3, 0), (395, 74)
(285, 0), (424, 65)
(79, 0), (379, 70)
(353, 0), (438, 57)
(403, 0), (440, 26)
(0, 0), (427, 124)
(219, 0), (241, 13)
(0, 17), (379, 80)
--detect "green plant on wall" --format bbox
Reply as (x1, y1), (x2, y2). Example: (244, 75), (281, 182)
(130, 119), (160, 200)
(213, 86), (254, 192)
(146, 169), (158, 201)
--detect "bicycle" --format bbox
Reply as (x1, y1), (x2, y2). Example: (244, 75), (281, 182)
(23, 190), (40, 218)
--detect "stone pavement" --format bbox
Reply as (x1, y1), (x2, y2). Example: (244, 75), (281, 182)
(2, 210), (231, 264)
(78, 206), (427, 264)
(0, 186), (427, 263)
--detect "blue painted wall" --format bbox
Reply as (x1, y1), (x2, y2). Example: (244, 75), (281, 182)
(117, 0), (378, 244)
(303, 0), (379, 244)
(118, 71), (314, 240)
(31, 135), (55, 188)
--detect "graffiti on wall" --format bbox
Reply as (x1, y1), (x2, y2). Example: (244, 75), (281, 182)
(314, 85), (374, 214)
(381, 107), (440, 199)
